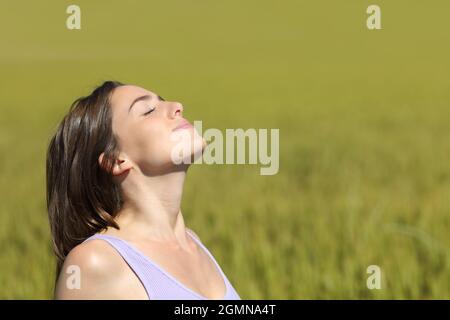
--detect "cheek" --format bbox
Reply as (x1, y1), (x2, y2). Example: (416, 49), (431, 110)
(130, 120), (185, 169)
(144, 124), (166, 146)
(121, 121), (205, 169)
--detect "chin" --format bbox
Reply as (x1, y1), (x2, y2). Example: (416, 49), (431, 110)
(168, 128), (205, 165)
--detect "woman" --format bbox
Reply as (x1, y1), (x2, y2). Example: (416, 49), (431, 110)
(46, 81), (241, 300)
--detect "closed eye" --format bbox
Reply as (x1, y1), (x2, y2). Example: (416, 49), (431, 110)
(143, 106), (156, 116)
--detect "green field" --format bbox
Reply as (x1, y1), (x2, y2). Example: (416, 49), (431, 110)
(1, 0), (449, 299)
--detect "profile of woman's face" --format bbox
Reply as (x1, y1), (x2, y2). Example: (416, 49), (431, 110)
(109, 85), (206, 175)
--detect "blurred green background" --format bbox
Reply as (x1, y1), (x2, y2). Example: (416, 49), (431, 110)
(1, 0), (449, 299)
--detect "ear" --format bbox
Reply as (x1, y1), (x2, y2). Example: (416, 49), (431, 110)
(98, 152), (133, 176)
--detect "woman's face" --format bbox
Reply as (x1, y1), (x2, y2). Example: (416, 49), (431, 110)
(109, 85), (206, 175)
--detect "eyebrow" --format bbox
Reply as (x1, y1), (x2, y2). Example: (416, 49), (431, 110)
(128, 94), (151, 113)
(128, 94), (165, 113)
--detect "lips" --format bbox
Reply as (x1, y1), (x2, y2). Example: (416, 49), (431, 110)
(173, 119), (193, 131)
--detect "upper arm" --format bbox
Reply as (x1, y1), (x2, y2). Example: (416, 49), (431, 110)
(54, 240), (127, 300)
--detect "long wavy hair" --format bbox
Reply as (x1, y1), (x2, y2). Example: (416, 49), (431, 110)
(46, 80), (125, 279)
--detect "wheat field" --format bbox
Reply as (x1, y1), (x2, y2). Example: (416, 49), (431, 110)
(0, 0), (449, 299)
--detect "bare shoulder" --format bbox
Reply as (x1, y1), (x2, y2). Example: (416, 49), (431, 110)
(54, 239), (132, 299)
(186, 227), (201, 241)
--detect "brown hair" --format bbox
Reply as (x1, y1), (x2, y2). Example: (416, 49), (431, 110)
(46, 80), (125, 278)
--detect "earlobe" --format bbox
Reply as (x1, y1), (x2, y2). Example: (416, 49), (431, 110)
(98, 152), (132, 176)
(112, 158), (133, 176)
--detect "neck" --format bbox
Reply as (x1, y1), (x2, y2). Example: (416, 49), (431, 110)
(113, 166), (190, 244)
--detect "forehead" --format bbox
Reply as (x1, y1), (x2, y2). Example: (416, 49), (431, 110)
(110, 85), (156, 110)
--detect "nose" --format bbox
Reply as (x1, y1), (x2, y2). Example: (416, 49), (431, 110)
(171, 101), (184, 118)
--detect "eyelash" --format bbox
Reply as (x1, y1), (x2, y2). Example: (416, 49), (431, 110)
(143, 106), (156, 116)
